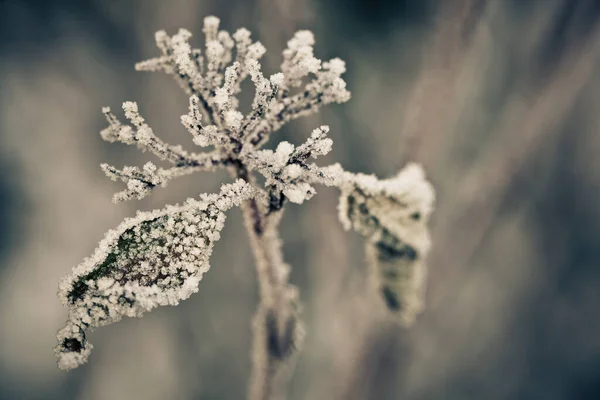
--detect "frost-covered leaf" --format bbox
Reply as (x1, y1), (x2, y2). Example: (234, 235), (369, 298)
(54, 180), (254, 370)
(338, 163), (435, 325)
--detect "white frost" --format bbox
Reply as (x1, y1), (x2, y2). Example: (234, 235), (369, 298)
(338, 163), (435, 325)
(54, 181), (254, 370)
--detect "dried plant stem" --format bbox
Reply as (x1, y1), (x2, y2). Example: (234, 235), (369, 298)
(236, 166), (301, 400)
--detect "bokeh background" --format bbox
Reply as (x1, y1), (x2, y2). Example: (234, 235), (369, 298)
(1, 0), (600, 399)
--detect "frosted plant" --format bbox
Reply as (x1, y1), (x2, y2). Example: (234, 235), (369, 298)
(55, 16), (435, 400)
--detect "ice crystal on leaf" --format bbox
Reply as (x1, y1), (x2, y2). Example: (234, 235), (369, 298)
(56, 15), (435, 399)
(55, 181), (254, 370)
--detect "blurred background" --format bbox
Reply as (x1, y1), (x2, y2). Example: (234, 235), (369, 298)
(1, 0), (600, 399)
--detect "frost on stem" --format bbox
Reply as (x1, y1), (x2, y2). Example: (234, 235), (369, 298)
(338, 164), (435, 326)
(244, 125), (343, 205)
(54, 181), (254, 370)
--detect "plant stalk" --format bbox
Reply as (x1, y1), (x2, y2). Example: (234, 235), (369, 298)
(235, 164), (302, 400)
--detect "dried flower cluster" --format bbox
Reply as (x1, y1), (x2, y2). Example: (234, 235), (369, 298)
(55, 16), (435, 400)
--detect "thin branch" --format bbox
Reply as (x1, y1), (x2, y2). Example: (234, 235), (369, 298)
(101, 152), (227, 202)
(232, 162), (302, 400)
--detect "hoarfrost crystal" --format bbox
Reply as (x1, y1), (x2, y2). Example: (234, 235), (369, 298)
(55, 181), (254, 370)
